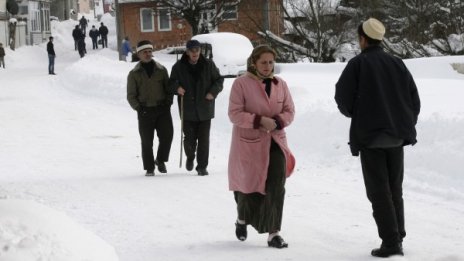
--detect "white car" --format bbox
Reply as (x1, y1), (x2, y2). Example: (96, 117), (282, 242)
(192, 32), (253, 77)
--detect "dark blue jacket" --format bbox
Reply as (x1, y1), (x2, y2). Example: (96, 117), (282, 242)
(335, 46), (421, 156)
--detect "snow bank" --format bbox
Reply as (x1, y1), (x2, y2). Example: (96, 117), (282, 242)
(0, 199), (118, 261)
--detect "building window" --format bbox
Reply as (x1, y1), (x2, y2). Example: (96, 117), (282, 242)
(222, 4), (237, 20)
(41, 2), (50, 32)
(158, 8), (171, 31)
(29, 1), (41, 32)
(140, 8), (154, 32)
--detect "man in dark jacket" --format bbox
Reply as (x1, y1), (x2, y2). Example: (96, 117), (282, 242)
(47, 36), (56, 75)
(72, 25), (81, 51)
(169, 39), (224, 176)
(89, 25), (100, 50)
(79, 16), (88, 34)
(127, 40), (174, 176)
(335, 18), (421, 258)
(99, 22), (108, 48)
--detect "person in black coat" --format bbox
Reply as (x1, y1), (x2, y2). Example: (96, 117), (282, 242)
(335, 18), (421, 258)
(99, 22), (108, 48)
(79, 16), (88, 34)
(89, 25), (100, 50)
(47, 36), (56, 75)
(169, 40), (223, 176)
(72, 25), (81, 51)
(77, 35), (86, 58)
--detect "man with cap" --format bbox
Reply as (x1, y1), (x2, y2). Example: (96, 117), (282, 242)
(335, 18), (421, 257)
(169, 39), (223, 176)
(127, 40), (174, 176)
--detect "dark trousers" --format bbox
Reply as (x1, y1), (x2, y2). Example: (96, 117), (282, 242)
(138, 106), (173, 171)
(74, 40), (78, 50)
(101, 36), (108, 48)
(48, 54), (55, 74)
(183, 120), (210, 169)
(360, 146), (406, 246)
(234, 140), (286, 233)
(92, 39), (98, 49)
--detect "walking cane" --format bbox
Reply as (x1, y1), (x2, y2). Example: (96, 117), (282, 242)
(179, 95), (184, 168)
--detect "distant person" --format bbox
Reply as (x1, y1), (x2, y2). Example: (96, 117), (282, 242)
(127, 40), (174, 176)
(99, 22), (108, 48)
(121, 36), (132, 62)
(169, 39), (224, 176)
(79, 16), (88, 34)
(335, 18), (421, 258)
(47, 36), (56, 75)
(77, 35), (86, 58)
(228, 45), (296, 249)
(89, 25), (100, 50)
(0, 43), (5, 68)
(72, 25), (81, 51)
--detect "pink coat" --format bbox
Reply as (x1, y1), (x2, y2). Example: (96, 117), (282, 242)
(228, 73), (296, 194)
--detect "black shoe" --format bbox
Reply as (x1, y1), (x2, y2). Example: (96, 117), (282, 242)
(196, 167), (209, 176)
(186, 159), (194, 171)
(155, 160), (167, 173)
(235, 222), (247, 241)
(268, 235), (288, 249)
(371, 243), (404, 258)
(145, 169), (154, 176)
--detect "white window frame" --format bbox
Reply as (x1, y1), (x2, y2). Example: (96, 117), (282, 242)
(222, 3), (238, 20)
(41, 2), (50, 32)
(29, 1), (41, 32)
(140, 8), (155, 32)
(157, 8), (171, 31)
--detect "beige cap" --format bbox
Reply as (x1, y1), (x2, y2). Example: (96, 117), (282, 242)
(362, 18), (385, 40)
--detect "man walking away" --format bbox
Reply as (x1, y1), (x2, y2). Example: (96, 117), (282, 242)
(79, 16), (88, 34)
(127, 40), (174, 176)
(89, 25), (100, 50)
(72, 25), (81, 51)
(121, 36), (132, 62)
(99, 22), (108, 48)
(47, 36), (56, 75)
(335, 18), (421, 258)
(169, 39), (224, 176)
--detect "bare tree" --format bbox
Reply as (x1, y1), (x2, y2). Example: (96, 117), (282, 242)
(155, 0), (241, 35)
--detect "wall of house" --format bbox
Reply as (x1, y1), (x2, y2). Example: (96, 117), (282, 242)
(119, 0), (284, 51)
(219, 0), (284, 45)
(120, 2), (192, 51)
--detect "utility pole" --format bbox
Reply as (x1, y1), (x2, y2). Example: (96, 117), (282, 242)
(115, 0), (123, 60)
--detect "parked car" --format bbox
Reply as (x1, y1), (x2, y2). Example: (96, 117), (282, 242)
(192, 32), (253, 77)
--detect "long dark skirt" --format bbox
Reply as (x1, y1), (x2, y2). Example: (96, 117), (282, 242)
(234, 139), (286, 234)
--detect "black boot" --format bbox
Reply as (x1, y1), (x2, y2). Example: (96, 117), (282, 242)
(371, 243), (403, 257)
(235, 222), (247, 241)
(186, 158), (194, 171)
(155, 160), (167, 173)
(268, 235), (288, 249)
(145, 169), (154, 176)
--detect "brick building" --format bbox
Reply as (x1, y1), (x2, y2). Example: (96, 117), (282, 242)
(118, 0), (284, 50)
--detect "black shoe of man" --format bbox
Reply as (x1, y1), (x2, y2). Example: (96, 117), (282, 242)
(196, 167), (209, 176)
(155, 160), (167, 173)
(371, 243), (404, 258)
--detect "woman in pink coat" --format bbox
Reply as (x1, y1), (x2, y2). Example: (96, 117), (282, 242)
(228, 45), (295, 248)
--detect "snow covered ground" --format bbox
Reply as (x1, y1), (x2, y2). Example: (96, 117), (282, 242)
(1, 14), (464, 261)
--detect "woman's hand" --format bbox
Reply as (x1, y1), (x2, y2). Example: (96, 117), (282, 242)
(260, 116), (277, 133)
